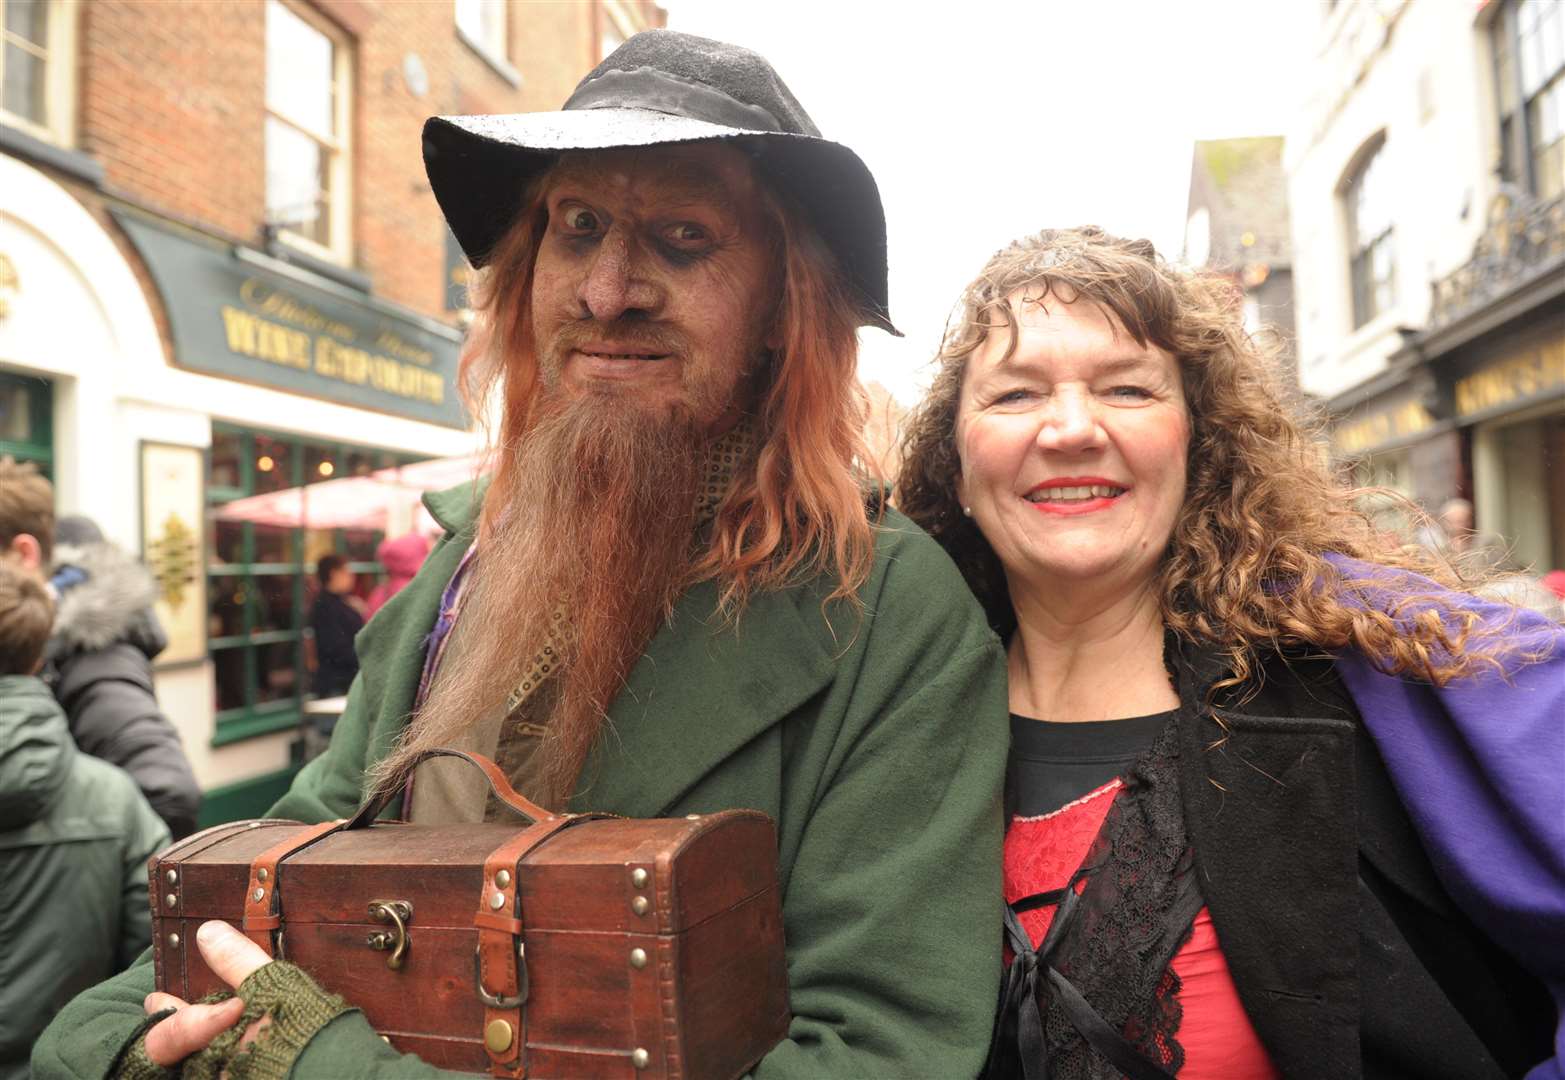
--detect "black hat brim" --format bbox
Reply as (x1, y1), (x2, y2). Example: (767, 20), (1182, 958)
(423, 109), (899, 335)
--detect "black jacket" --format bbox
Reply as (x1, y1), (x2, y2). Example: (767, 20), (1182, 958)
(309, 591), (364, 699)
(1171, 639), (1552, 1079)
(45, 541), (201, 839)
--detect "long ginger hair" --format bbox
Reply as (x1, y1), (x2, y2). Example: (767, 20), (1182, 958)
(898, 227), (1528, 689)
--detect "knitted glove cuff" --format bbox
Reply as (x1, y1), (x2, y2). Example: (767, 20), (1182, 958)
(223, 961), (355, 1080)
(113, 1009), (179, 1080)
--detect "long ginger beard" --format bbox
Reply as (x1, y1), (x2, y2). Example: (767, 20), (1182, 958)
(375, 389), (704, 802)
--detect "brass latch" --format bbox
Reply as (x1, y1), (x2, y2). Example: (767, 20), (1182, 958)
(366, 900), (412, 970)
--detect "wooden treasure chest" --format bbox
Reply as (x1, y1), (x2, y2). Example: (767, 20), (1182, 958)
(150, 750), (789, 1078)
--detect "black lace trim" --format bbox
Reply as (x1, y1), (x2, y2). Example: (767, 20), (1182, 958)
(1038, 717), (1203, 1079)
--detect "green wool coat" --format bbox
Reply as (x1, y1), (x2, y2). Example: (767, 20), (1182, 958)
(34, 485), (1009, 1080)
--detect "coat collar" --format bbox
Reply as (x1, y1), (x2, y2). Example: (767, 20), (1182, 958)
(423, 478), (489, 538)
(572, 574), (841, 817)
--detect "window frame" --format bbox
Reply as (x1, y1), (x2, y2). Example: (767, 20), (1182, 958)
(0, 0), (78, 146)
(597, 0), (631, 64)
(454, 0), (519, 85)
(263, 0), (354, 265)
(1343, 138), (1396, 330)
(0, 369), (53, 473)
(1493, 0), (1565, 199)
(206, 424), (424, 746)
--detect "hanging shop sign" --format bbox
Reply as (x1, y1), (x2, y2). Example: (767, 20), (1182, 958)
(114, 210), (467, 429)
(1454, 333), (1565, 421)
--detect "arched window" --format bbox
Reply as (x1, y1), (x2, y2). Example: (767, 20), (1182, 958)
(1344, 139), (1395, 329)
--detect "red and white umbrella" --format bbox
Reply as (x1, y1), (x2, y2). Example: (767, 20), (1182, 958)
(214, 454), (488, 532)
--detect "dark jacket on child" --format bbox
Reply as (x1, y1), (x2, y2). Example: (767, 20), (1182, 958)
(45, 540), (201, 839)
(0, 674), (169, 1080)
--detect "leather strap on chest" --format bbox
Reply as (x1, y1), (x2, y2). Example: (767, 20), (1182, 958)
(241, 819), (347, 954)
(474, 813), (602, 1077)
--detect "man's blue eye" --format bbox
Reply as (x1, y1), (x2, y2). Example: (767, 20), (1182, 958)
(1108, 386), (1150, 399)
(562, 208), (599, 232)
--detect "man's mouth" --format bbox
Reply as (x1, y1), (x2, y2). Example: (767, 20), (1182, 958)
(1025, 483), (1127, 504)
(579, 349), (672, 361)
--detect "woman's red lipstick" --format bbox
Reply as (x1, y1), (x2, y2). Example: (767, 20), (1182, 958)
(1024, 477), (1128, 516)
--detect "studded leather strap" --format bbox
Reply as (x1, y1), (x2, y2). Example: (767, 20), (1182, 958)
(475, 813), (605, 1077)
(241, 819), (346, 954)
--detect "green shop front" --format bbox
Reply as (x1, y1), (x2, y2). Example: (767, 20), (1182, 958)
(116, 210), (476, 825)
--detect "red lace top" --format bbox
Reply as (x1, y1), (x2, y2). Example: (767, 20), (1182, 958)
(1006, 780), (1281, 1078)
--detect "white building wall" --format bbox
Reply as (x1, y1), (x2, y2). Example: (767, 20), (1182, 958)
(1287, 0), (1497, 400)
(2, 155), (480, 791)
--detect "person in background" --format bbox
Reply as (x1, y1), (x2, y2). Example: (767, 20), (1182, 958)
(308, 553), (365, 700)
(1427, 496), (1511, 568)
(0, 459), (200, 840)
(364, 532), (431, 619)
(1415, 499), (1564, 620)
(0, 559), (169, 1080)
(898, 227), (1561, 1078)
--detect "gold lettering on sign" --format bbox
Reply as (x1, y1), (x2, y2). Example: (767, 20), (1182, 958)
(1332, 400), (1433, 455)
(219, 304), (445, 406)
(314, 337), (445, 405)
(373, 330), (434, 366)
(1454, 336), (1565, 417)
(239, 278), (356, 341)
(220, 306), (310, 369)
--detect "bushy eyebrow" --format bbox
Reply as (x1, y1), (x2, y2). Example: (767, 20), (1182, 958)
(544, 158), (742, 218)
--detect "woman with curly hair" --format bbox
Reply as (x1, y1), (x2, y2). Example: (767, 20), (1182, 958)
(897, 227), (1563, 1080)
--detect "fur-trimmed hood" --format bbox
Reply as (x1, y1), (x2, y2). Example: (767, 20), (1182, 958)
(47, 540), (167, 660)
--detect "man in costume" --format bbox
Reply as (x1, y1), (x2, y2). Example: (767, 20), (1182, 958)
(34, 30), (1008, 1080)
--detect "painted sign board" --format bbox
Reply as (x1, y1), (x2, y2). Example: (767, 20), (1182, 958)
(115, 210), (467, 429)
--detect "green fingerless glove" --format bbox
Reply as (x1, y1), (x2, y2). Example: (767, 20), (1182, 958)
(113, 1009), (178, 1080)
(116, 963), (354, 1080)
(216, 961), (355, 1080)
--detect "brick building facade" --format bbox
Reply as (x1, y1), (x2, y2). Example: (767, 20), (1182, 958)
(0, 0), (662, 820)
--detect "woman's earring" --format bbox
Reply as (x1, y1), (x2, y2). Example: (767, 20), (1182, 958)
(962, 506), (973, 517)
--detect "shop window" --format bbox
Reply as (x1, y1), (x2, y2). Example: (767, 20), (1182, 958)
(0, 0), (76, 145)
(0, 369), (52, 475)
(264, 0), (352, 261)
(1343, 138), (1395, 329)
(205, 425), (425, 745)
(1493, 0), (1565, 199)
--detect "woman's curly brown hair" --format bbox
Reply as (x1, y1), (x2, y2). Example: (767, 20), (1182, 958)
(897, 226), (1525, 688)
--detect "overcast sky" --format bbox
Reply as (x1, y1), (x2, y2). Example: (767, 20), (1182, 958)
(665, 0), (1319, 402)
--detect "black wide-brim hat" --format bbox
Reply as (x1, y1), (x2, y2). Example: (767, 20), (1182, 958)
(422, 29), (898, 335)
